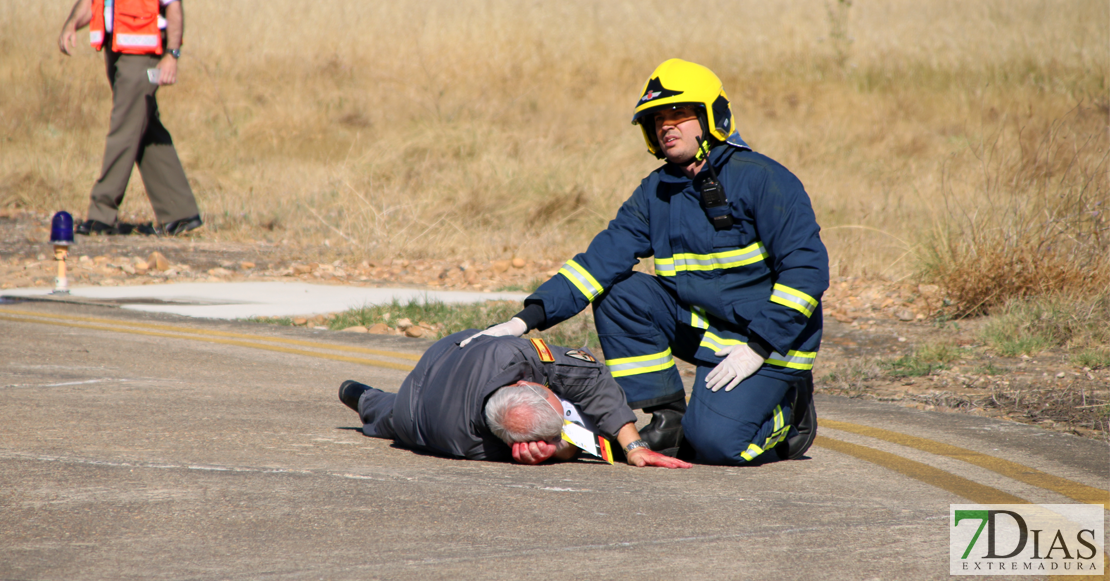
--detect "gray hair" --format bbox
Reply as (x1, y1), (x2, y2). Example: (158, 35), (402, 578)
(485, 383), (563, 445)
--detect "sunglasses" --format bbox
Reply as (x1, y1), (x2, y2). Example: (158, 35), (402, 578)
(653, 106), (699, 129)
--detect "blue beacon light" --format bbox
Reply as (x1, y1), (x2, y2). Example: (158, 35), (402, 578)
(50, 211), (74, 294)
(51, 211), (74, 245)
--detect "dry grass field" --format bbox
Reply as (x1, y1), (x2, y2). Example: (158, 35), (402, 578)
(2, 0), (1108, 308)
(1, 1), (1108, 435)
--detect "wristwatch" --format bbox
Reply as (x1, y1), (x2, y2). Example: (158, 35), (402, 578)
(168, 48), (181, 59)
(624, 439), (650, 453)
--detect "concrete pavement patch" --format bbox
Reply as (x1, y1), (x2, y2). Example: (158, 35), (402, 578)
(2, 300), (1108, 579)
(2, 281), (528, 319)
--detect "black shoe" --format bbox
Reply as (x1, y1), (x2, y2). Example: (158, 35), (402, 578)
(75, 219), (116, 235)
(776, 380), (817, 460)
(339, 380), (371, 412)
(638, 409), (685, 457)
(162, 215), (203, 236)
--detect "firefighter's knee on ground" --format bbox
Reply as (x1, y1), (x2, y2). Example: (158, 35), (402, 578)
(682, 401), (761, 465)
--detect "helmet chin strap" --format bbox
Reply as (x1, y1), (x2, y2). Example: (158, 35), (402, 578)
(695, 135), (721, 182)
(693, 113), (713, 162)
(694, 138), (712, 163)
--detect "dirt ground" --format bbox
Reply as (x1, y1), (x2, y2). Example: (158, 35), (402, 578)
(3, 209), (1107, 440)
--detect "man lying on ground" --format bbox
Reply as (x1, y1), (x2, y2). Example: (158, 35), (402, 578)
(338, 330), (691, 468)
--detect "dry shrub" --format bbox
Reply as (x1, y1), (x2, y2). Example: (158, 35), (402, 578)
(920, 105), (1110, 315)
(0, 171), (50, 208)
(982, 293), (1110, 356)
(2, 1), (1107, 274)
(978, 387), (1109, 435)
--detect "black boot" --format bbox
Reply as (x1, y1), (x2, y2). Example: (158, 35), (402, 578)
(161, 215), (203, 236)
(338, 380), (372, 412)
(75, 219), (117, 235)
(639, 398), (686, 457)
(776, 378), (817, 460)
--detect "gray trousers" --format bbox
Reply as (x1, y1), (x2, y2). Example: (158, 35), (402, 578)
(87, 50), (199, 226)
(358, 387), (397, 440)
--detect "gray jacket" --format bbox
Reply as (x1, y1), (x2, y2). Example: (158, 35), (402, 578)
(392, 331), (637, 461)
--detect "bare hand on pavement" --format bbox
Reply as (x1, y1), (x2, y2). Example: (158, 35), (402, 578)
(627, 448), (693, 469)
(458, 317), (527, 347)
(705, 343), (764, 392)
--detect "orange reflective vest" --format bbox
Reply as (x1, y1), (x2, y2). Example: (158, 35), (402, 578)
(89, 0), (164, 55)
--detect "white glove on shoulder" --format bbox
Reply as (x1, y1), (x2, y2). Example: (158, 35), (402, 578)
(458, 317), (528, 347)
(704, 343), (765, 392)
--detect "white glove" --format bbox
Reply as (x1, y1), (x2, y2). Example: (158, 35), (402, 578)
(705, 343), (765, 392)
(458, 317), (528, 347)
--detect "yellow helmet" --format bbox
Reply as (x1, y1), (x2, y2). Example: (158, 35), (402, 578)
(631, 59), (735, 159)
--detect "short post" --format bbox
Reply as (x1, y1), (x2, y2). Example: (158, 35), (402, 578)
(50, 211), (74, 295)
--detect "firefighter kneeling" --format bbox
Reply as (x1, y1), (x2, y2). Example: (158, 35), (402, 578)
(463, 59), (828, 465)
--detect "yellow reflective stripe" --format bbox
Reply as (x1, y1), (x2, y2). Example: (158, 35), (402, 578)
(675, 242), (768, 272)
(771, 424), (790, 441)
(699, 331), (745, 352)
(690, 306), (709, 329)
(700, 333), (817, 370)
(770, 284), (818, 317)
(766, 349), (817, 371)
(557, 259), (604, 302)
(605, 348), (675, 378)
(765, 424), (790, 449)
(740, 405), (790, 462)
(654, 242), (767, 276)
(740, 442), (764, 462)
(765, 420), (790, 450)
(654, 257), (676, 277)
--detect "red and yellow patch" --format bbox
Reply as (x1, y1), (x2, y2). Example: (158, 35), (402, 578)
(530, 338), (555, 362)
(597, 435), (613, 464)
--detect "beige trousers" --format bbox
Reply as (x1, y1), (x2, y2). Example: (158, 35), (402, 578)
(86, 50), (199, 226)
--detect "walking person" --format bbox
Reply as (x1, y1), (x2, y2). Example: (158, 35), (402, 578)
(58, 0), (202, 236)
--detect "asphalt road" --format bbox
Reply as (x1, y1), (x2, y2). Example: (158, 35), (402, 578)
(1, 299), (1106, 580)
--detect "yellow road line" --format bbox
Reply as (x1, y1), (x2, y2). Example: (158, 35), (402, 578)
(820, 419), (1110, 509)
(816, 436), (1110, 581)
(6, 306), (1108, 515)
(813, 436), (1028, 504)
(0, 312), (417, 372)
(7, 306), (1105, 576)
(0, 307), (421, 361)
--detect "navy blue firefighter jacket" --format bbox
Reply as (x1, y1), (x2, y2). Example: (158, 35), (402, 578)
(524, 139), (830, 374)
